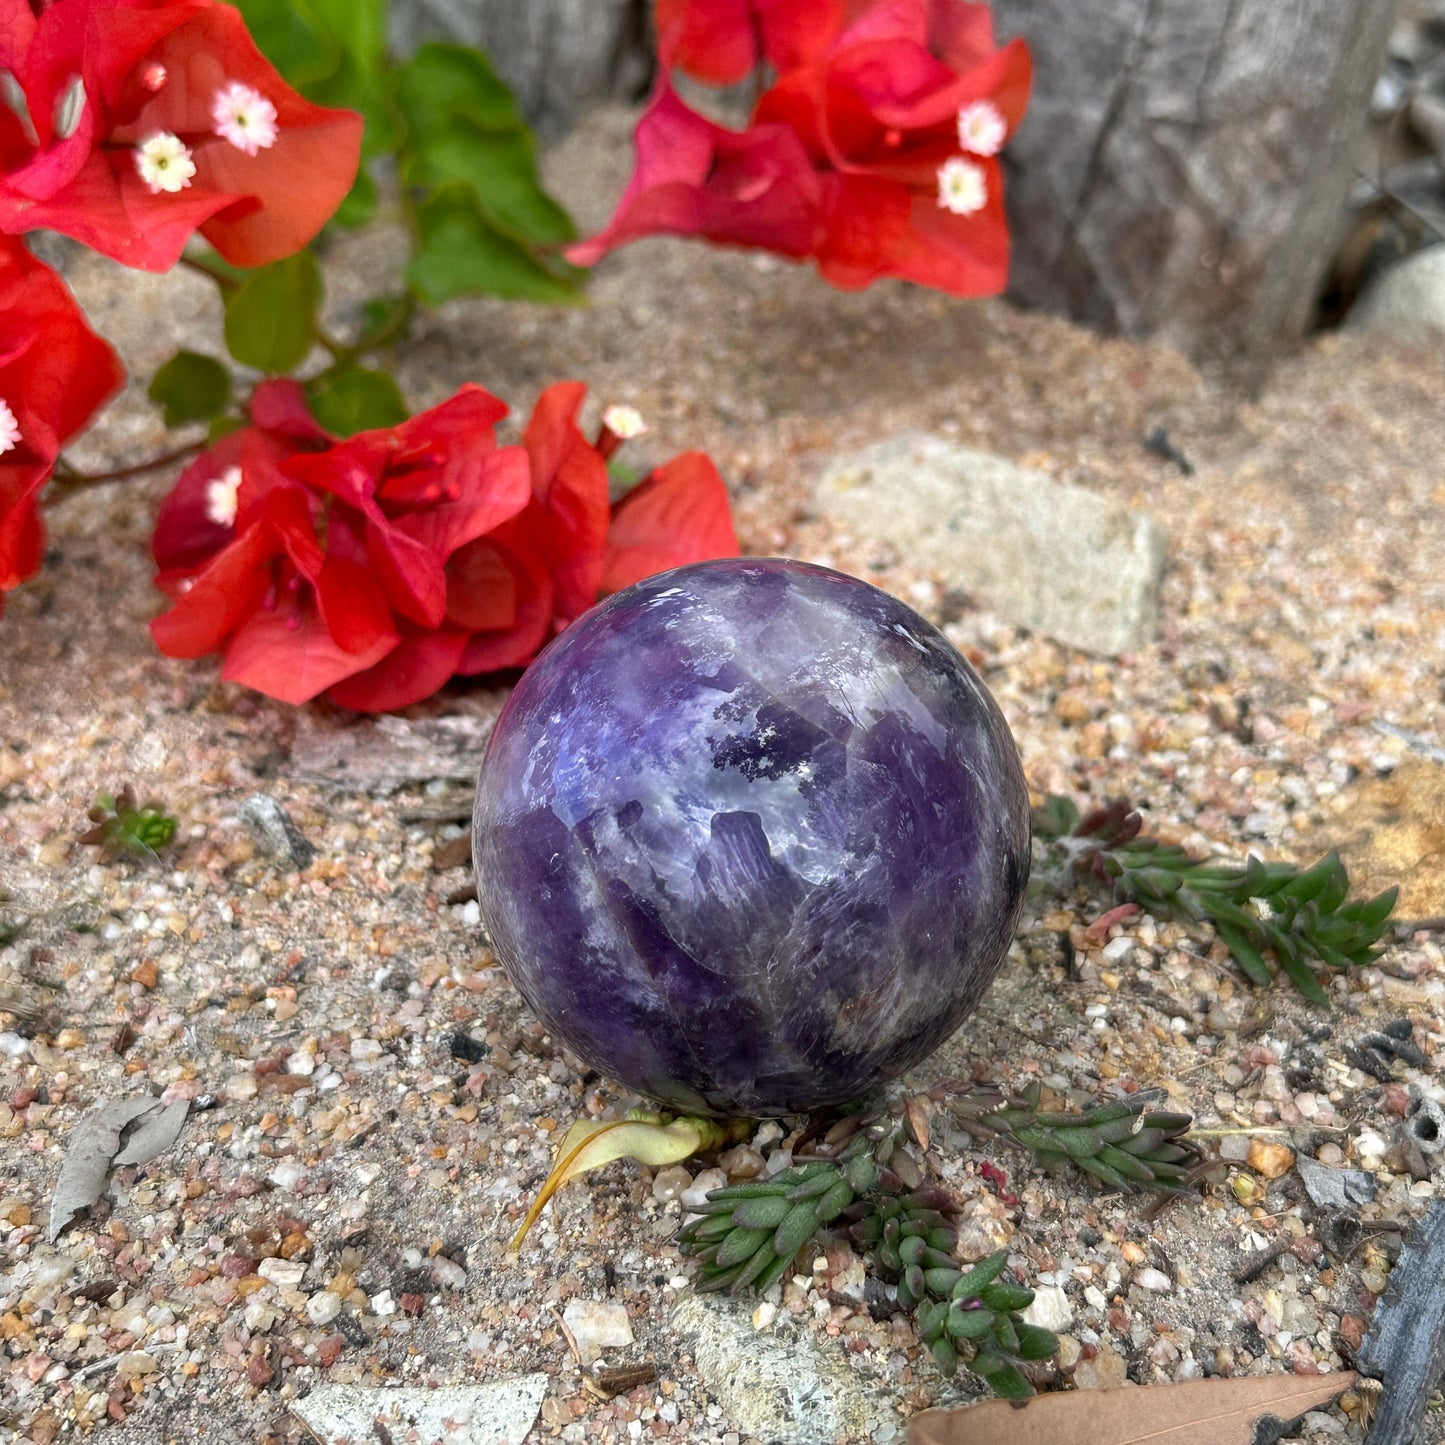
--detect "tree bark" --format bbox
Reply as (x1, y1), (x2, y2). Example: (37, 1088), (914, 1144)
(399, 0), (1399, 376)
(990, 0), (1402, 377)
(390, 0), (652, 135)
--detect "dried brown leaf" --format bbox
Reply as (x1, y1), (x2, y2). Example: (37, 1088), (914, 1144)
(48, 1097), (161, 1242)
(906, 1371), (1356, 1445)
(904, 1094), (932, 1152)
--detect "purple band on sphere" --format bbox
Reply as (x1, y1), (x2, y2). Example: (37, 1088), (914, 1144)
(472, 557), (1030, 1116)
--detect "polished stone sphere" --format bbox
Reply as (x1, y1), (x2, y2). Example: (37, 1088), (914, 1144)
(472, 558), (1029, 1116)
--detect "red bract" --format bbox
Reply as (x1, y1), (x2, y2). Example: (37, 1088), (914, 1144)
(755, 0), (1030, 293)
(565, 82), (821, 267)
(151, 381), (533, 710)
(0, 0), (362, 271)
(603, 451), (739, 595)
(654, 0), (844, 84)
(579, 0), (1028, 297)
(150, 381), (741, 712)
(0, 235), (123, 619)
(457, 381), (740, 669)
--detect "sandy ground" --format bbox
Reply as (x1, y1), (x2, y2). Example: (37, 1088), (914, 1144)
(2, 105), (1444, 1443)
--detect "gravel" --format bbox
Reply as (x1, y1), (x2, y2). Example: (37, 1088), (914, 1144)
(0, 103), (1442, 1443)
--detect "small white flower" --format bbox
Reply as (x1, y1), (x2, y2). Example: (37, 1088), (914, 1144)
(135, 132), (195, 194)
(211, 81), (278, 156)
(602, 404), (647, 440)
(204, 466), (243, 528)
(957, 99), (1007, 156)
(936, 156), (987, 216)
(0, 397), (20, 455)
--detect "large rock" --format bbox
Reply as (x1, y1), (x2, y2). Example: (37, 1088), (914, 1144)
(816, 434), (1166, 657)
(671, 1295), (888, 1444)
(1349, 245), (1445, 341)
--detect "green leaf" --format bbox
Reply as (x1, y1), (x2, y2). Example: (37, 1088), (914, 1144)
(235, 0), (337, 88)
(147, 351), (231, 427)
(729, 1195), (792, 1231)
(1278, 951), (1332, 1007)
(1015, 1322), (1059, 1360)
(714, 1227), (770, 1270)
(945, 1303), (995, 1339)
(772, 1202), (821, 1265)
(1213, 922), (1273, 987)
(394, 43), (522, 141)
(980, 1282), (1035, 1313)
(408, 186), (584, 305)
(330, 166), (378, 230)
(404, 120), (575, 245)
(306, 0), (387, 74)
(978, 1359), (1033, 1399)
(223, 253), (321, 373)
(305, 365), (408, 437)
(951, 1252), (1009, 1301)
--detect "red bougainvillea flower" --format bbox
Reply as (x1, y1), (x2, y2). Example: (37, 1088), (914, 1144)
(152, 382), (740, 712)
(455, 381), (740, 672)
(602, 449), (739, 594)
(654, 0), (845, 85)
(754, 0), (1030, 293)
(151, 381), (533, 710)
(566, 81), (821, 266)
(0, 234), (124, 619)
(0, 0), (362, 271)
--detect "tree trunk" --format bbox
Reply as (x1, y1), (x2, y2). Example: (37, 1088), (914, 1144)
(990, 0), (1402, 377)
(402, 0), (1399, 377)
(390, 0), (652, 135)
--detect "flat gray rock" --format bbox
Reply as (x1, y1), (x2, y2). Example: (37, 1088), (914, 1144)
(1350, 244), (1445, 341)
(672, 1295), (890, 1445)
(291, 1377), (547, 1445)
(816, 433), (1166, 657)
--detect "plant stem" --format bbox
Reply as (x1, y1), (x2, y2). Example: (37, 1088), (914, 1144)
(50, 441), (206, 490)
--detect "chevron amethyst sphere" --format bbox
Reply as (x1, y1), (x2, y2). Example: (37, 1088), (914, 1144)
(472, 557), (1029, 1116)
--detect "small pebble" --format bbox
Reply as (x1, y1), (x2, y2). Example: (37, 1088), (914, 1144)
(561, 1299), (633, 1364)
(257, 1258), (306, 1289)
(307, 1291), (342, 1326)
(652, 1165), (692, 1203)
(431, 1257), (467, 1290)
(1247, 1139), (1296, 1180)
(718, 1144), (766, 1179)
(681, 1168), (727, 1211)
(114, 1351), (158, 1378)
(1134, 1267), (1172, 1293)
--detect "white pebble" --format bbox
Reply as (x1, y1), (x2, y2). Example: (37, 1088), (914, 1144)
(680, 1168), (727, 1210)
(562, 1299), (633, 1364)
(431, 1257), (467, 1290)
(268, 1160), (303, 1192)
(652, 1165), (692, 1203)
(752, 1302), (777, 1330)
(1022, 1284), (1074, 1331)
(257, 1258), (306, 1289)
(286, 1049), (316, 1077)
(350, 1038), (384, 1062)
(1134, 1267), (1172, 1293)
(306, 1291), (342, 1325)
(370, 1289), (397, 1316)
